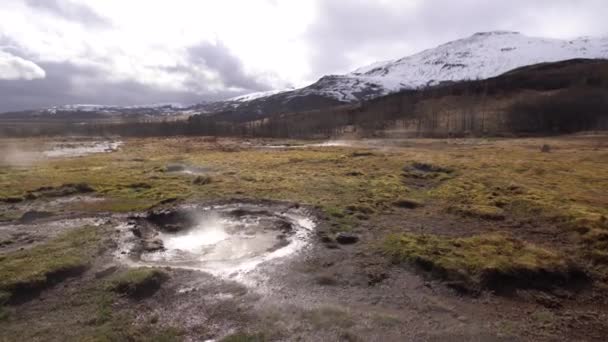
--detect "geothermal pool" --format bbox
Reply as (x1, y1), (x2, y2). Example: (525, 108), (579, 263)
(117, 202), (315, 282)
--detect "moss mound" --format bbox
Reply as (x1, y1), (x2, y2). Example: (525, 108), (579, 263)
(383, 233), (586, 293)
(106, 268), (168, 299)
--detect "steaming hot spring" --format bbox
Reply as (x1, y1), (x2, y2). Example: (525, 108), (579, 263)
(116, 202), (315, 281)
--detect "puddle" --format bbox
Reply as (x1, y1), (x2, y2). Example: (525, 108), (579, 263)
(260, 140), (354, 149)
(116, 202), (315, 284)
(309, 140), (353, 147)
(44, 141), (122, 158)
(166, 164), (211, 175)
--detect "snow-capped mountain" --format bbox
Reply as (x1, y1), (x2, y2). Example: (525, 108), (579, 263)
(305, 31), (608, 102)
(217, 31), (608, 118)
(228, 88), (294, 102)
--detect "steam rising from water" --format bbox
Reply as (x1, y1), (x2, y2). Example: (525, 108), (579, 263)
(117, 204), (316, 285)
(0, 143), (41, 167)
(0, 140), (123, 167)
(161, 213), (229, 253)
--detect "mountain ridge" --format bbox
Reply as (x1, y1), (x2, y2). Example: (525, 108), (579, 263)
(200, 31), (608, 121)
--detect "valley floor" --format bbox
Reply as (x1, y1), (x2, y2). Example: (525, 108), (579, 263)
(1, 134), (608, 341)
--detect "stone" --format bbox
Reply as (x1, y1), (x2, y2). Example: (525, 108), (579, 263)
(142, 238), (164, 252)
(335, 232), (359, 245)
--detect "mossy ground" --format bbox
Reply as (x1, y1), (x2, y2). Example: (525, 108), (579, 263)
(1, 136), (607, 268)
(0, 226), (100, 300)
(383, 233), (576, 291)
(1, 135), (608, 340)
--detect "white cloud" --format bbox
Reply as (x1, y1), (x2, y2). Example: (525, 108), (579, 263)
(0, 51), (46, 80)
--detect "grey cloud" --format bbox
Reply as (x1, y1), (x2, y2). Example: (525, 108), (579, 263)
(0, 61), (237, 112)
(24, 0), (111, 28)
(306, 0), (608, 77)
(0, 50), (45, 80)
(187, 41), (271, 92)
(0, 38), (264, 111)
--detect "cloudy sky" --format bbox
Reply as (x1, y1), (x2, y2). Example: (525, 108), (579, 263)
(0, 0), (607, 111)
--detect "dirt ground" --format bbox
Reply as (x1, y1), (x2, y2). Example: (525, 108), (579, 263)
(1, 134), (608, 341)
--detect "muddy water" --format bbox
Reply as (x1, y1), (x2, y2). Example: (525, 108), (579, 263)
(43, 141), (122, 158)
(260, 140), (355, 149)
(117, 203), (315, 285)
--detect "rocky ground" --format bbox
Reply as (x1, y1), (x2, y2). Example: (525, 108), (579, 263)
(1, 135), (607, 341)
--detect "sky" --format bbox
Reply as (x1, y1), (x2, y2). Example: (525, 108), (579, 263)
(0, 0), (607, 112)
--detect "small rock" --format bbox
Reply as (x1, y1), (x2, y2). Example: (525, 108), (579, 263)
(143, 238), (164, 252)
(316, 231), (334, 244)
(336, 232), (359, 245)
(163, 224), (183, 233)
(367, 268), (388, 286)
(325, 242), (340, 249)
(534, 293), (562, 309)
(277, 220), (293, 232)
(130, 226), (142, 238)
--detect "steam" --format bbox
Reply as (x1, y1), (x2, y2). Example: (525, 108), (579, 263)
(162, 213), (229, 253)
(0, 143), (42, 167)
(43, 141), (122, 158)
(0, 140), (123, 167)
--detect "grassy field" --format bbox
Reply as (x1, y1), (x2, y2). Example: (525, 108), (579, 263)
(1, 134), (607, 340)
(2, 136), (608, 279)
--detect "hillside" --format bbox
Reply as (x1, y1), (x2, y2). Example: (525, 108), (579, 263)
(253, 59), (608, 137)
(206, 31), (608, 121)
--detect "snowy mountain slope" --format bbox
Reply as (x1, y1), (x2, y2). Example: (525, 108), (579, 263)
(347, 31), (608, 95)
(228, 88), (294, 102)
(299, 31), (608, 102)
